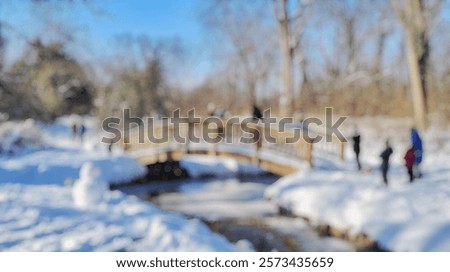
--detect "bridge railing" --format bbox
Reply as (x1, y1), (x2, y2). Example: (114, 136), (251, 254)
(122, 117), (346, 168)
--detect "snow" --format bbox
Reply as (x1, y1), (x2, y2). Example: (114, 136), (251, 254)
(0, 121), (147, 187)
(0, 184), (235, 252)
(180, 155), (263, 178)
(0, 117), (237, 252)
(266, 117), (450, 252)
(130, 215), (234, 251)
(151, 175), (357, 252)
(262, 217), (355, 252)
(3, 114), (449, 252)
(0, 119), (44, 155)
(155, 177), (277, 220)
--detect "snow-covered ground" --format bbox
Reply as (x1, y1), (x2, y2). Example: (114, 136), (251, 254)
(0, 117), (236, 252)
(155, 177), (277, 220)
(3, 115), (449, 252)
(0, 183), (234, 251)
(266, 117), (450, 251)
(151, 175), (356, 252)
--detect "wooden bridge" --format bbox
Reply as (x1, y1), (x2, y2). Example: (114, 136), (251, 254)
(123, 118), (347, 176)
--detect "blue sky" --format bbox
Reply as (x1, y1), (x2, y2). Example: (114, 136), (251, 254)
(2, 0), (450, 87)
(1, 0), (206, 65)
(0, 0), (216, 86)
(84, 0), (203, 42)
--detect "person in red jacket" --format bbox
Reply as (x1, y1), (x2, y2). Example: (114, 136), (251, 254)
(404, 146), (416, 183)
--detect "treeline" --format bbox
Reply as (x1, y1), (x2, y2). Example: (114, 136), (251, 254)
(0, 36), (179, 121)
(1, 40), (92, 120)
(190, 0), (450, 125)
(0, 0), (449, 124)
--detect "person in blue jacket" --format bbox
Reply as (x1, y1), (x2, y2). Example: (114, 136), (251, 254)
(410, 127), (423, 177)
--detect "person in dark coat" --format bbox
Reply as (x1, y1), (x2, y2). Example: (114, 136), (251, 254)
(410, 128), (423, 177)
(71, 121), (78, 140)
(352, 128), (361, 170)
(252, 104), (263, 120)
(380, 140), (393, 185)
(79, 123), (86, 143)
(108, 142), (114, 154)
(404, 146), (415, 183)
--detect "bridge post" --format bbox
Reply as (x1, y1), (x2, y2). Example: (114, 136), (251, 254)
(204, 119), (219, 156)
(167, 124), (174, 148)
(122, 137), (130, 151)
(297, 130), (314, 168)
(339, 140), (345, 160)
(253, 124), (262, 165)
(306, 139), (313, 167)
(187, 121), (195, 154)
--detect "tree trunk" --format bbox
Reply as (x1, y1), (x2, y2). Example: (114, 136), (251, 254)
(276, 0), (295, 117)
(248, 78), (257, 106)
(404, 0), (429, 130)
(297, 47), (310, 108)
(374, 30), (387, 91)
(405, 29), (427, 130)
(391, 0), (430, 130)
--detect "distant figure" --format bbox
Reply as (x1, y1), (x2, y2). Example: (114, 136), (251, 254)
(207, 102), (216, 117)
(79, 123), (86, 143)
(216, 109), (225, 119)
(71, 121), (78, 140)
(252, 104), (263, 120)
(108, 141), (113, 154)
(404, 146), (415, 183)
(352, 128), (361, 170)
(410, 128), (423, 177)
(380, 140), (393, 185)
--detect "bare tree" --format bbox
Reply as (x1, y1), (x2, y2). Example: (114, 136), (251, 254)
(99, 34), (180, 118)
(391, 0), (442, 130)
(318, 0), (378, 85)
(273, 0), (294, 117)
(0, 23), (4, 72)
(202, 1), (276, 110)
(272, 0), (310, 117)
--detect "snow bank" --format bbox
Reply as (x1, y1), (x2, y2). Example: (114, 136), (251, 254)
(0, 183), (235, 252)
(0, 119), (44, 155)
(180, 155), (263, 178)
(131, 215), (235, 251)
(0, 116), (237, 252)
(0, 116), (146, 186)
(266, 118), (450, 252)
(266, 169), (450, 251)
(0, 151), (146, 186)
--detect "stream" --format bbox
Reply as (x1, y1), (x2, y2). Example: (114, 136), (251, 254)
(119, 173), (360, 252)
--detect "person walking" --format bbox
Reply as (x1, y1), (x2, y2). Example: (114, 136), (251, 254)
(380, 140), (393, 185)
(352, 128), (361, 170)
(79, 123), (86, 143)
(252, 104), (263, 120)
(404, 146), (415, 183)
(71, 119), (78, 140)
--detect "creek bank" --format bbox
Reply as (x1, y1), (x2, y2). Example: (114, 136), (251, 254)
(115, 160), (375, 251)
(278, 206), (385, 251)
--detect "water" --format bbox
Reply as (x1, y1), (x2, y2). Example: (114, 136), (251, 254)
(119, 174), (356, 252)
